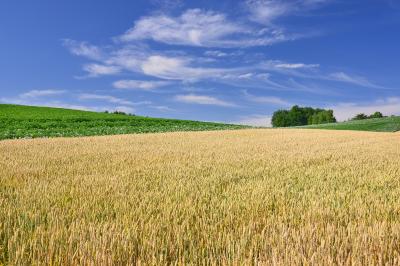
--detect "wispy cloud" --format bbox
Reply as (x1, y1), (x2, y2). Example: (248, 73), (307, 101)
(174, 94), (236, 107)
(140, 55), (231, 80)
(328, 72), (384, 88)
(243, 90), (291, 106)
(119, 9), (296, 48)
(204, 50), (229, 57)
(262, 60), (320, 71)
(82, 64), (121, 77)
(245, 0), (291, 24)
(20, 89), (66, 98)
(151, 105), (175, 112)
(63, 39), (103, 60)
(231, 114), (272, 127)
(150, 0), (183, 9)
(246, 0), (330, 24)
(260, 61), (388, 89)
(275, 63), (320, 69)
(113, 79), (171, 90)
(78, 93), (150, 106)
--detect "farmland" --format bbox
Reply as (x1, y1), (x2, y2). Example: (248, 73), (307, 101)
(0, 104), (247, 140)
(1, 129), (400, 265)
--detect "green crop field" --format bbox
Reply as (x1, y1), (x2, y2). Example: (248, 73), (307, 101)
(0, 104), (247, 140)
(298, 116), (400, 132)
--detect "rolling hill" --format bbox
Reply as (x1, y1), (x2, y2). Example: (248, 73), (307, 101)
(298, 116), (400, 132)
(0, 104), (247, 140)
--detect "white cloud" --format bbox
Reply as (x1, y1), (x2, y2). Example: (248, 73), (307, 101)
(150, 0), (183, 10)
(141, 55), (229, 80)
(246, 0), (329, 24)
(119, 9), (294, 48)
(262, 60), (320, 70)
(331, 98), (400, 121)
(231, 114), (272, 127)
(275, 63), (320, 69)
(243, 90), (291, 106)
(78, 93), (139, 106)
(259, 61), (388, 90)
(328, 72), (381, 88)
(113, 80), (171, 90)
(152, 105), (175, 112)
(204, 50), (228, 57)
(238, 73), (255, 79)
(83, 64), (121, 77)
(105, 45), (149, 72)
(246, 0), (290, 24)
(120, 9), (246, 47)
(174, 94), (236, 107)
(20, 89), (66, 98)
(63, 39), (103, 60)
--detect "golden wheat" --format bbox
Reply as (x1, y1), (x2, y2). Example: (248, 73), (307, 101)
(1, 129), (400, 265)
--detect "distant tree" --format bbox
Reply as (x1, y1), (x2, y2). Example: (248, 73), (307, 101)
(104, 110), (109, 114)
(271, 106), (337, 127)
(271, 110), (291, 127)
(352, 113), (369, 120)
(310, 110), (336, 125)
(113, 111), (127, 115)
(369, 111), (383, 119)
(288, 105), (310, 126)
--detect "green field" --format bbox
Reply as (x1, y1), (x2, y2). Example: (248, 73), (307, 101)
(298, 116), (400, 132)
(0, 104), (247, 140)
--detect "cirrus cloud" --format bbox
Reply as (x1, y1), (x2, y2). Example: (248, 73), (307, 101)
(119, 9), (295, 48)
(174, 94), (236, 107)
(113, 79), (171, 90)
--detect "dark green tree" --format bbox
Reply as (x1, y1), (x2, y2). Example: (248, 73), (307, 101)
(271, 110), (291, 127)
(352, 113), (368, 120)
(369, 111), (383, 119)
(310, 110), (336, 124)
(271, 106), (337, 127)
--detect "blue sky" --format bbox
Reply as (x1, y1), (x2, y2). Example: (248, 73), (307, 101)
(1, 0), (399, 125)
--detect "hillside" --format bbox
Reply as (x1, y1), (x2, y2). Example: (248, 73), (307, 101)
(298, 116), (400, 132)
(0, 104), (247, 140)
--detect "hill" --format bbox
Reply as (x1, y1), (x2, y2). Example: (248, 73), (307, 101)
(0, 104), (247, 140)
(298, 116), (400, 132)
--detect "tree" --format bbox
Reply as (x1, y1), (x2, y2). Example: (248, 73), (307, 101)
(369, 111), (383, 119)
(113, 111), (127, 115)
(352, 113), (368, 120)
(271, 106), (337, 127)
(271, 110), (291, 127)
(310, 110), (336, 124)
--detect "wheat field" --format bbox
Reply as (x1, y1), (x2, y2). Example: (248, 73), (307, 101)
(1, 129), (400, 265)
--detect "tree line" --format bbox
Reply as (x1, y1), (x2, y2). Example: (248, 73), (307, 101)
(351, 112), (384, 120)
(272, 106), (336, 127)
(272, 106), (385, 127)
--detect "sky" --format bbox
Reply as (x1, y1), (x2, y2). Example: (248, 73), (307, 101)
(1, 0), (399, 126)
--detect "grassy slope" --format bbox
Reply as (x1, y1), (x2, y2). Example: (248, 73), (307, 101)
(298, 116), (400, 132)
(0, 104), (247, 140)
